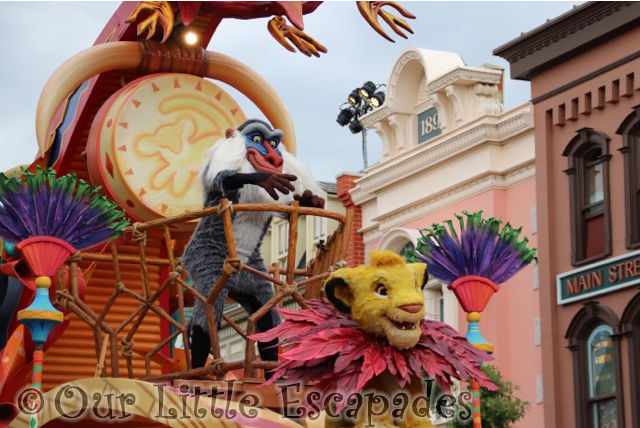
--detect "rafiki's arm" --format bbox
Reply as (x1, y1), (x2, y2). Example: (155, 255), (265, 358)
(222, 172), (297, 201)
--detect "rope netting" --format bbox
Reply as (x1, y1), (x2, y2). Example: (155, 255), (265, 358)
(53, 199), (353, 383)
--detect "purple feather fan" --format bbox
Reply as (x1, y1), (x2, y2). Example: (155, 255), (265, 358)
(0, 167), (129, 251)
(408, 211), (537, 286)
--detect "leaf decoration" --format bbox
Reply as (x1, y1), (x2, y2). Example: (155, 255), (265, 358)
(250, 298), (497, 412)
(410, 211), (537, 285)
(0, 166), (129, 250)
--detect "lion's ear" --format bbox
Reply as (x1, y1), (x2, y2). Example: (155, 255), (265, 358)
(324, 271), (354, 314)
(407, 263), (428, 290)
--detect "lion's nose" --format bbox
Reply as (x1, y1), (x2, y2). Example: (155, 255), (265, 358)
(399, 304), (423, 314)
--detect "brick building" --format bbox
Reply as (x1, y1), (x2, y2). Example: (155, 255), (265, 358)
(495, 2), (640, 427)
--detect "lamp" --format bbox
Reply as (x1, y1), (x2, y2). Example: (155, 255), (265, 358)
(337, 108), (354, 127)
(349, 119), (363, 134)
(336, 81), (385, 169)
(348, 90), (361, 105)
(185, 31), (198, 45)
(368, 91), (385, 108)
(359, 81), (376, 99)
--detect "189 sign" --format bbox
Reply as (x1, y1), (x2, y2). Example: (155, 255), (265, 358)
(418, 107), (442, 144)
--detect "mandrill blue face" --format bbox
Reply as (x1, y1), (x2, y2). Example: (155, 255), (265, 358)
(237, 119), (285, 174)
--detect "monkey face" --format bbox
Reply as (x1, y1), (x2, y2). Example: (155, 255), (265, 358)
(237, 120), (285, 174)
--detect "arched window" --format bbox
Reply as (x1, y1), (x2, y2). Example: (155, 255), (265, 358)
(587, 325), (618, 427)
(563, 128), (612, 265)
(616, 104), (640, 249)
(566, 302), (624, 428)
(621, 293), (640, 428)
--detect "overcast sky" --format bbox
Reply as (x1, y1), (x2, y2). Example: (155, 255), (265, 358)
(0, 1), (580, 182)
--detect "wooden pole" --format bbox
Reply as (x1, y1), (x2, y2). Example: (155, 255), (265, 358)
(471, 378), (482, 428)
(30, 345), (44, 428)
(466, 311), (493, 428)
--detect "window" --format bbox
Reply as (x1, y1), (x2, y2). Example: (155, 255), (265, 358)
(313, 216), (327, 242)
(587, 325), (618, 428)
(278, 222), (289, 266)
(563, 128), (612, 265)
(423, 283), (443, 322)
(566, 303), (624, 428)
(622, 293), (640, 428)
(617, 104), (640, 249)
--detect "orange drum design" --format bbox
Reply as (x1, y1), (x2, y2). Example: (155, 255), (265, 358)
(87, 73), (247, 233)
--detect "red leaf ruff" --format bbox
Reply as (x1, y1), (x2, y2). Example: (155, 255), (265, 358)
(250, 299), (497, 399)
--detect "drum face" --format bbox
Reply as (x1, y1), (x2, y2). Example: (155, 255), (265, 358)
(86, 73), (247, 234)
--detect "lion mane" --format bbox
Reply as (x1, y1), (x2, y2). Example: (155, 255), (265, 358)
(252, 251), (496, 425)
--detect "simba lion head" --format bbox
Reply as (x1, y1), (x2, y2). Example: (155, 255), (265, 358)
(323, 251), (428, 350)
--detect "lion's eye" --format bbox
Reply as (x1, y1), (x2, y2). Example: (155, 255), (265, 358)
(252, 135), (261, 144)
(374, 283), (388, 298)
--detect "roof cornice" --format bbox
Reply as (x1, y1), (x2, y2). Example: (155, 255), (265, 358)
(493, 2), (640, 80)
(350, 106), (533, 205)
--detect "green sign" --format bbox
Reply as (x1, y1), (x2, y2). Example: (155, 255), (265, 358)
(418, 107), (442, 144)
(557, 249), (640, 304)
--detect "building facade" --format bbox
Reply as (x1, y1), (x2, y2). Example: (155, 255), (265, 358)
(495, 2), (640, 427)
(262, 182), (341, 272)
(342, 48), (542, 427)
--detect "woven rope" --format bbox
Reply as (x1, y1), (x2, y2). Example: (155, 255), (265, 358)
(218, 201), (234, 216)
(281, 282), (297, 296)
(131, 223), (147, 246)
(174, 258), (186, 273)
(207, 358), (226, 377)
(121, 339), (135, 358)
(68, 252), (82, 264)
(55, 289), (74, 310)
(224, 258), (243, 275)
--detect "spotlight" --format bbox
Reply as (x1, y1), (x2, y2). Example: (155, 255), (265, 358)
(337, 108), (354, 126)
(185, 32), (198, 45)
(349, 119), (363, 134)
(368, 91), (385, 108)
(359, 81), (376, 99)
(348, 90), (361, 105)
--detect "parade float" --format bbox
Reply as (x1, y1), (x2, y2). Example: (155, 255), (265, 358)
(0, 2), (537, 427)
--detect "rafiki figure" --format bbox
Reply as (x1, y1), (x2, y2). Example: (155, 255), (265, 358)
(182, 119), (325, 373)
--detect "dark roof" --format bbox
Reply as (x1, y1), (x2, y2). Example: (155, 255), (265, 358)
(319, 181), (337, 195)
(493, 2), (640, 80)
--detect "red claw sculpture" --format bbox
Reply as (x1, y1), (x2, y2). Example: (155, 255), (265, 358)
(125, 1), (416, 56)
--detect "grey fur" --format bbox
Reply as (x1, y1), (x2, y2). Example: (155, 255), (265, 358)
(182, 169), (280, 335)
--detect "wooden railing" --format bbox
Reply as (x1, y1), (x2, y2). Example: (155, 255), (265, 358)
(53, 199), (353, 383)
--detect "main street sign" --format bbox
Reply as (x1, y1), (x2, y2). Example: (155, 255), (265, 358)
(557, 249), (640, 305)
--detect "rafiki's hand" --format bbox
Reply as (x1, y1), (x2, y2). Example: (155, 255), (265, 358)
(294, 190), (325, 209)
(257, 173), (297, 200)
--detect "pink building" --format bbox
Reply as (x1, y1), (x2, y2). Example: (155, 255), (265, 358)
(341, 48), (541, 427)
